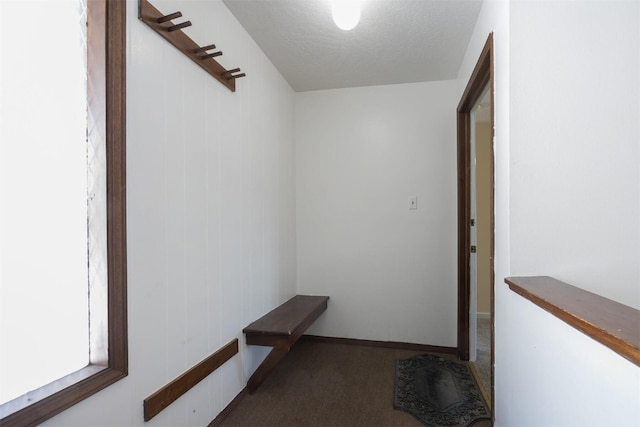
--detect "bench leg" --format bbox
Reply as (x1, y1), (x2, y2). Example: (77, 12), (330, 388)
(247, 346), (289, 394)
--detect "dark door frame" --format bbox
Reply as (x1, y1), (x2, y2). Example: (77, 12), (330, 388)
(456, 32), (495, 407)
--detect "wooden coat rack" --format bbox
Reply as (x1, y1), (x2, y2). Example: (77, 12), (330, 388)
(139, 0), (245, 92)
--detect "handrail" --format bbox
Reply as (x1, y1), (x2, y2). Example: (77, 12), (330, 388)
(505, 276), (640, 367)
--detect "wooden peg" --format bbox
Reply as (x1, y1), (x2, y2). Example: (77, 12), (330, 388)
(156, 11), (182, 23)
(227, 73), (246, 80)
(222, 68), (241, 76)
(168, 21), (192, 32)
(200, 52), (223, 60)
(193, 44), (216, 54)
(139, 0), (242, 91)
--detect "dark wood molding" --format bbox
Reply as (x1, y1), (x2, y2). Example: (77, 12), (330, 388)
(0, 366), (112, 426)
(457, 32), (494, 361)
(243, 295), (329, 393)
(106, 0), (129, 378)
(144, 339), (239, 421)
(505, 276), (640, 366)
(457, 34), (493, 113)
(456, 32), (495, 421)
(0, 2), (127, 426)
(301, 335), (458, 354)
(207, 388), (248, 427)
(456, 100), (471, 360)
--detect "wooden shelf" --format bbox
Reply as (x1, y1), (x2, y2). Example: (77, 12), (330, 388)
(243, 295), (329, 393)
(138, 0), (245, 92)
(244, 295), (329, 343)
(505, 276), (640, 367)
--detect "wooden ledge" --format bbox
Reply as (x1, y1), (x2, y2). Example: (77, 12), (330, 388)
(243, 295), (329, 346)
(505, 276), (640, 367)
(243, 295), (329, 393)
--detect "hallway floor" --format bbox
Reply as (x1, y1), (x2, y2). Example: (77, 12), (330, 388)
(218, 340), (492, 426)
(472, 316), (491, 407)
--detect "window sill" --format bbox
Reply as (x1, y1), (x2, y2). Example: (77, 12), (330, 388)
(0, 364), (126, 427)
(505, 276), (640, 367)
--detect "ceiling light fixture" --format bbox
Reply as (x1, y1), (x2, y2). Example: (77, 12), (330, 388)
(331, 0), (362, 31)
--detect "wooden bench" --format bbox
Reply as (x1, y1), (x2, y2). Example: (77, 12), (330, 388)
(243, 295), (329, 393)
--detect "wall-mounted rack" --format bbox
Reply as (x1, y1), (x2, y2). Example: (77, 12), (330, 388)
(139, 0), (245, 92)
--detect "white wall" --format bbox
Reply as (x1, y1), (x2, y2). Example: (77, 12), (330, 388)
(458, 0), (640, 425)
(510, 0), (640, 308)
(296, 81), (458, 347)
(502, 1), (640, 425)
(500, 288), (640, 427)
(42, 0), (296, 426)
(496, 292), (640, 427)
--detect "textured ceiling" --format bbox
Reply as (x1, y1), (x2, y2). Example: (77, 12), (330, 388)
(222, 0), (483, 92)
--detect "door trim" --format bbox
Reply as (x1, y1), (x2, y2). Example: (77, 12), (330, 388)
(456, 32), (495, 408)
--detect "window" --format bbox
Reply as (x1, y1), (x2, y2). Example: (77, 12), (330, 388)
(0, 1), (127, 425)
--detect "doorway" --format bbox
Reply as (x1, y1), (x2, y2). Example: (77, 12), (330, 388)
(456, 33), (495, 411)
(470, 87), (492, 403)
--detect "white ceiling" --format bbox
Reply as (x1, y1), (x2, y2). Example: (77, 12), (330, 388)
(222, 0), (483, 92)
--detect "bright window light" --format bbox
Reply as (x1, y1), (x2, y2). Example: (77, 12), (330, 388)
(0, 0), (92, 404)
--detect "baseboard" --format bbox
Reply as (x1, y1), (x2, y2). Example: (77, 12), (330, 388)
(301, 335), (458, 354)
(477, 312), (491, 320)
(207, 387), (248, 427)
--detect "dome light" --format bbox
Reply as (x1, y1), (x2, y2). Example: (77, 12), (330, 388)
(331, 0), (362, 31)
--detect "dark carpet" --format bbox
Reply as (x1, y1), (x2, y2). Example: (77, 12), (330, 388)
(394, 354), (491, 427)
(218, 340), (492, 427)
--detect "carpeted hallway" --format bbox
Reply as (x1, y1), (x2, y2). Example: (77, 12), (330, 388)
(217, 340), (492, 427)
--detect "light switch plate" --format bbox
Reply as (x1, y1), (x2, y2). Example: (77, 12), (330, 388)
(409, 196), (417, 210)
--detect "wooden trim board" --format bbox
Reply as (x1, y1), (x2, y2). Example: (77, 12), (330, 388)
(301, 335), (457, 354)
(143, 339), (239, 421)
(505, 276), (640, 367)
(207, 387), (248, 427)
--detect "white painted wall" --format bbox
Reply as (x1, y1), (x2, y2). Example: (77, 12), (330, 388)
(500, 288), (640, 427)
(502, 1), (640, 425)
(510, 0), (640, 308)
(295, 81), (458, 347)
(41, 0), (296, 425)
(458, 0), (640, 425)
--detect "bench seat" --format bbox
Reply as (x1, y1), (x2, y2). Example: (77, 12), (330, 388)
(243, 295), (329, 393)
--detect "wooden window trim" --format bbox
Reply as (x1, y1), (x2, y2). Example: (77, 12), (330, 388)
(0, 1), (127, 426)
